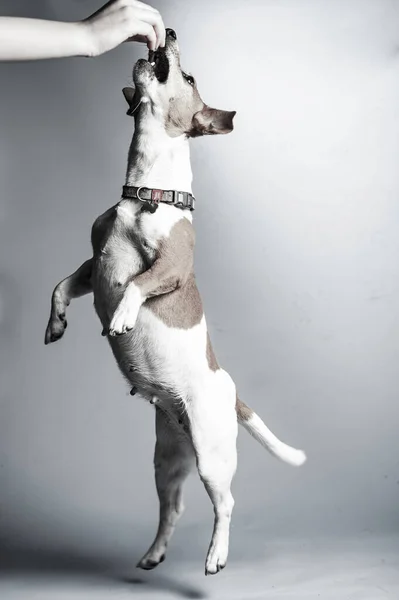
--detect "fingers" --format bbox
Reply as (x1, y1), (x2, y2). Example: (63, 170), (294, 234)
(131, 20), (157, 51)
(120, 1), (166, 49)
(85, 0), (166, 56)
(141, 8), (166, 48)
(129, 7), (166, 49)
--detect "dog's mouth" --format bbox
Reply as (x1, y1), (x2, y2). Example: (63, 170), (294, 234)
(148, 48), (170, 83)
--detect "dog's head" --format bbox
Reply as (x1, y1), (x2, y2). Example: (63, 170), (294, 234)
(122, 28), (236, 138)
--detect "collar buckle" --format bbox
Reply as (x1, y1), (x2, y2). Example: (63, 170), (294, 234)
(136, 186), (145, 202)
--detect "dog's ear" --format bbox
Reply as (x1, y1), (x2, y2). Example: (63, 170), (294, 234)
(189, 106), (236, 137)
(122, 87), (139, 117)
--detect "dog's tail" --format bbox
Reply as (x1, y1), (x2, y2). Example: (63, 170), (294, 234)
(236, 398), (307, 467)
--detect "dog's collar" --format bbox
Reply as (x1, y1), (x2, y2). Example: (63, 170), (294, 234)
(122, 185), (196, 214)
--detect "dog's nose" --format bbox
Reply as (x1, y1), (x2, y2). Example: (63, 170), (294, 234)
(166, 28), (177, 40)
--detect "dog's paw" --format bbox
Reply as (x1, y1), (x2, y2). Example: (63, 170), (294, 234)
(137, 553), (165, 571)
(108, 285), (143, 336)
(108, 305), (137, 336)
(205, 542), (228, 576)
(44, 311), (67, 345)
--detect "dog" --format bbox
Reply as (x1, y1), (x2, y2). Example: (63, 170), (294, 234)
(44, 28), (306, 576)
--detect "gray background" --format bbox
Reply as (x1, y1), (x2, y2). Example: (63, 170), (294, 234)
(0, 0), (399, 598)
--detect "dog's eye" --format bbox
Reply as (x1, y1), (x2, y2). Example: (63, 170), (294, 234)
(182, 72), (195, 86)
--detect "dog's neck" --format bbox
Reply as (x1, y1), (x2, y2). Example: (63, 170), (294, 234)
(125, 112), (193, 193)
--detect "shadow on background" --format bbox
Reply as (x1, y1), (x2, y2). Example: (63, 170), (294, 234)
(0, 539), (207, 599)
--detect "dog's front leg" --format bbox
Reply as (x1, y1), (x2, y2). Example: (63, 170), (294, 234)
(109, 252), (192, 336)
(45, 259), (93, 344)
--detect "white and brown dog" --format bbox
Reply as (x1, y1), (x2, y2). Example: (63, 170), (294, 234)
(45, 28), (306, 576)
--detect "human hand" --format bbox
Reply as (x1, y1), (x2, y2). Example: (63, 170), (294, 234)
(83, 0), (166, 57)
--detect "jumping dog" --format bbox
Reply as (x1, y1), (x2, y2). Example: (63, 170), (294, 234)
(45, 28), (306, 576)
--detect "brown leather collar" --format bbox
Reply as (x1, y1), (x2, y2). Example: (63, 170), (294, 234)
(122, 185), (196, 214)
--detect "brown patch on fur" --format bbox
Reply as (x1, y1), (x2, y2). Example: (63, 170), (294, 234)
(139, 218), (204, 329)
(166, 88), (204, 137)
(146, 272), (203, 329)
(206, 333), (219, 371)
(235, 397), (253, 421)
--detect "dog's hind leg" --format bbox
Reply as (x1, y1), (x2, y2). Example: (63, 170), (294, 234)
(137, 406), (195, 570)
(45, 259), (93, 344)
(188, 372), (238, 575)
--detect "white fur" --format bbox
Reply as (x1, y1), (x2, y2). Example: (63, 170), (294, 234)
(127, 309), (211, 395)
(126, 119), (194, 194)
(109, 282), (143, 335)
(115, 199), (191, 247)
(120, 309), (238, 575)
(239, 413), (307, 467)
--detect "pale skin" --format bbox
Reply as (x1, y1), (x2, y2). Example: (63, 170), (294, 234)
(0, 0), (166, 61)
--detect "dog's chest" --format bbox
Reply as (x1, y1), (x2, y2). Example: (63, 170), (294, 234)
(91, 203), (151, 278)
(90, 200), (189, 313)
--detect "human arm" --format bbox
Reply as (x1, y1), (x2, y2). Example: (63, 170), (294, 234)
(0, 0), (165, 61)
